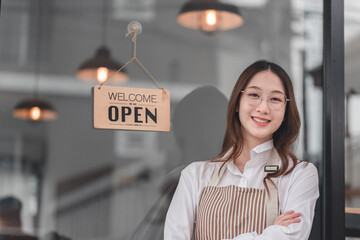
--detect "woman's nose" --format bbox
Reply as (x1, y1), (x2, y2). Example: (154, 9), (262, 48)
(256, 98), (270, 113)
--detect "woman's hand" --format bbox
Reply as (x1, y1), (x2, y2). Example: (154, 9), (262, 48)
(274, 210), (301, 227)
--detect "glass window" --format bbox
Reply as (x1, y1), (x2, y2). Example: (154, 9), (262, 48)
(0, 0), (324, 239)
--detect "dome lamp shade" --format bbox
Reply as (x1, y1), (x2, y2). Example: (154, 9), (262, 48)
(76, 46), (129, 83)
(13, 99), (57, 121)
(177, 0), (244, 32)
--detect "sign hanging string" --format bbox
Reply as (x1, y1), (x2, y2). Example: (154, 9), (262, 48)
(99, 27), (164, 93)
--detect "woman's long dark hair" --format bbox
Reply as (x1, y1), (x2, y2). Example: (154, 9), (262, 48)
(212, 60), (301, 191)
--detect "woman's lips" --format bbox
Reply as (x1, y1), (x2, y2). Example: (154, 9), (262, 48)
(252, 116), (271, 126)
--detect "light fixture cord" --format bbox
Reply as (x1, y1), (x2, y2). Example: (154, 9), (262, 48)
(33, 0), (44, 100)
(101, 0), (109, 46)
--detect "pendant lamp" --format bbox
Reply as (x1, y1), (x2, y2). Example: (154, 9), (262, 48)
(13, 99), (57, 121)
(13, 0), (57, 122)
(177, 0), (244, 32)
(76, 0), (128, 83)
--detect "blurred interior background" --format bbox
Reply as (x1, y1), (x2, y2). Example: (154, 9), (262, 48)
(0, 0), (359, 239)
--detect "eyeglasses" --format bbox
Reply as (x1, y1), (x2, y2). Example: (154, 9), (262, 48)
(240, 88), (289, 110)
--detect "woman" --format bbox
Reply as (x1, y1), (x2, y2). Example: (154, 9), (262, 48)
(164, 60), (319, 240)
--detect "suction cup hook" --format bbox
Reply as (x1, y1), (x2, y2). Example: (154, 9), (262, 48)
(127, 21), (142, 35)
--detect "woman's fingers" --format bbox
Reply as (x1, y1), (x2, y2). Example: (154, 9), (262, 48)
(280, 212), (301, 221)
(274, 210), (302, 227)
(278, 217), (301, 227)
(280, 211), (301, 220)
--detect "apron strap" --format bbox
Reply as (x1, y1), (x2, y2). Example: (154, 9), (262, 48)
(264, 149), (280, 227)
(207, 164), (227, 186)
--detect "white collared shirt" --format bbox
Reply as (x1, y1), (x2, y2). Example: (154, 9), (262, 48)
(164, 140), (319, 240)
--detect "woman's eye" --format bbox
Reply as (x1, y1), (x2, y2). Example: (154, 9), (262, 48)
(248, 93), (260, 98)
(271, 97), (283, 102)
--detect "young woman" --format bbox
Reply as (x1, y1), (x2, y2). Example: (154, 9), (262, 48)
(164, 60), (319, 240)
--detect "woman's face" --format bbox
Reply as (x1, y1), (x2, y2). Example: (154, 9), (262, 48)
(238, 70), (286, 145)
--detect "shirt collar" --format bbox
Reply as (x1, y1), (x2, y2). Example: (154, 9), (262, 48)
(226, 139), (275, 175)
(250, 139), (274, 155)
(249, 139), (274, 165)
(221, 139), (274, 159)
(227, 160), (241, 175)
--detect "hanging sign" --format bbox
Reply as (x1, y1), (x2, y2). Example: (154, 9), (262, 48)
(93, 85), (170, 132)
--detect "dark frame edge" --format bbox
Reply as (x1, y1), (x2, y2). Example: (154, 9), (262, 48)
(323, 0), (345, 239)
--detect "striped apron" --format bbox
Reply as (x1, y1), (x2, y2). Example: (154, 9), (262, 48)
(194, 150), (279, 240)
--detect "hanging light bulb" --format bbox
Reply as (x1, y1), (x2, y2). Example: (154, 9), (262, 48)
(30, 106), (41, 121)
(177, 0), (244, 32)
(202, 9), (217, 31)
(205, 10), (217, 25)
(97, 67), (109, 83)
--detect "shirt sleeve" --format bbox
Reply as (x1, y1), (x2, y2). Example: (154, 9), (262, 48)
(164, 166), (198, 240)
(225, 162), (320, 240)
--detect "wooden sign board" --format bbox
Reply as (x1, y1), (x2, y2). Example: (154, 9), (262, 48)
(93, 85), (170, 132)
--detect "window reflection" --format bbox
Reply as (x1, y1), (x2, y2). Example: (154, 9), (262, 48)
(0, 0), (324, 239)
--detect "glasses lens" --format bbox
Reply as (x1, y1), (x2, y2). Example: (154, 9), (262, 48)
(242, 89), (262, 106)
(269, 93), (287, 109)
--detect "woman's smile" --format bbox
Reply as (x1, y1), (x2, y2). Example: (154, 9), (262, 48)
(251, 116), (271, 126)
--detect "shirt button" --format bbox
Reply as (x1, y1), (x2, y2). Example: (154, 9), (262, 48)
(240, 178), (247, 185)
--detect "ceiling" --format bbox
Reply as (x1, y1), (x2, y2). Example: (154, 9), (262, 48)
(0, 0), (295, 98)
(0, 0), (359, 96)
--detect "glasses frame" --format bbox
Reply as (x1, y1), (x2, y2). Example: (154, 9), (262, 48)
(240, 89), (290, 110)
